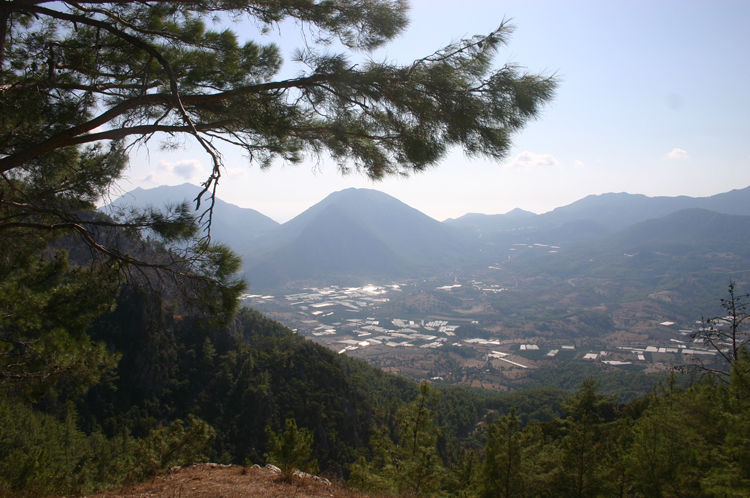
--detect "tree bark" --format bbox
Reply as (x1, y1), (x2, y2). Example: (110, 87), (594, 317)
(0, 7), (9, 70)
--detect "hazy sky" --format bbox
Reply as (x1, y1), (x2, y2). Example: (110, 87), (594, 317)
(122, 0), (750, 223)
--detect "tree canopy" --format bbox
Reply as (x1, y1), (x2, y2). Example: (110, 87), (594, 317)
(1, 0), (556, 238)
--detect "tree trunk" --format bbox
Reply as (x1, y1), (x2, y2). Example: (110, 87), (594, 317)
(0, 8), (9, 69)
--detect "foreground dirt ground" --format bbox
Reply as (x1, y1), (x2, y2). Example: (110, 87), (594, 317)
(90, 464), (383, 498)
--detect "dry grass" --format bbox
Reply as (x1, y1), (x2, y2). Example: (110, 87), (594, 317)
(88, 464), (391, 498)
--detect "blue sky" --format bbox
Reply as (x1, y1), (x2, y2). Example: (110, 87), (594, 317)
(123, 0), (750, 222)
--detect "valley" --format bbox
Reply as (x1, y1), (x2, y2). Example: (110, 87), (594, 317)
(114, 183), (750, 390)
(243, 268), (719, 389)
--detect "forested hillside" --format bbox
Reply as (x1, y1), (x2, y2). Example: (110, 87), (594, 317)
(82, 292), (418, 471)
(3, 280), (750, 496)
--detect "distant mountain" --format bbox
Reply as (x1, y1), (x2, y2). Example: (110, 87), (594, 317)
(446, 186), (750, 236)
(444, 208), (537, 232)
(243, 188), (471, 290)
(104, 184), (750, 291)
(104, 183), (279, 253)
(537, 219), (612, 245)
(537, 189), (750, 232)
(699, 186), (750, 215)
(599, 208), (750, 257)
(514, 209), (750, 280)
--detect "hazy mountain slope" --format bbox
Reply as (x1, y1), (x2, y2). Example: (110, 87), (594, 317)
(535, 219), (613, 245)
(514, 209), (750, 280)
(258, 188), (467, 257)
(243, 188), (472, 290)
(698, 186), (750, 215)
(105, 184), (750, 291)
(105, 183), (279, 253)
(597, 208), (750, 257)
(445, 185), (750, 235)
(444, 208), (537, 232)
(244, 204), (407, 289)
(540, 192), (686, 231)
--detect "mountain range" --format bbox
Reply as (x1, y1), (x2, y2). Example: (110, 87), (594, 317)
(445, 187), (750, 233)
(107, 184), (750, 291)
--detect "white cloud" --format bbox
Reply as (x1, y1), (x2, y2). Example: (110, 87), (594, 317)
(574, 160), (585, 168)
(172, 160), (204, 180)
(142, 159), (206, 184)
(667, 148), (689, 160)
(225, 167), (249, 180)
(505, 151), (560, 169)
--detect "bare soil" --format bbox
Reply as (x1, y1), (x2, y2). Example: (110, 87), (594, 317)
(89, 464), (388, 498)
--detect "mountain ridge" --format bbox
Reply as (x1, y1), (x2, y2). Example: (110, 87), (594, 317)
(445, 186), (750, 232)
(111, 184), (750, 290)
(242, 188), (470, 289)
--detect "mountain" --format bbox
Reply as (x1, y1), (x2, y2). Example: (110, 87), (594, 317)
(105, 184), (750, 291)
(242, 188), (471, 290)
(104, 183), (279, 253)
(444, 208), (537, 232)
(445, 185), (750, 236)
(596, 208), (750, 258)
(514, 208), (750, 281)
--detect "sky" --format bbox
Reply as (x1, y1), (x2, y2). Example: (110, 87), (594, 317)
(121, 0), (750, 223)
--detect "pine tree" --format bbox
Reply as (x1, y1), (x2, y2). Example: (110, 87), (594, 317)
(628, 366), (750, 497)
(0, 250), (120, 398)
(1, 0), (556, 257)
(702, 349), (750, 495)
(394, 383), (444, 495)
(265, 418), (319, 480)
(690, 282), (750, 379)
(551, 378), (616, 498)
(351, 382), (444, 496)
(481, 410), (549, 498)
